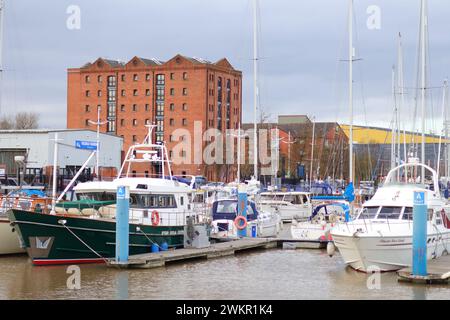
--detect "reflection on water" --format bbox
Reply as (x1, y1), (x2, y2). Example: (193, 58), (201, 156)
(0, 249), (448, 300)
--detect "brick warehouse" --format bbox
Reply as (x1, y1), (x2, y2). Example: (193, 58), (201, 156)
(67, 55), (242, 182)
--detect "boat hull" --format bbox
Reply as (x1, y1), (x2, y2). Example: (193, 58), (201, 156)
(332, 232), (450, 272)
(8, 209), (185, 265)
(0, 217), (25, 255)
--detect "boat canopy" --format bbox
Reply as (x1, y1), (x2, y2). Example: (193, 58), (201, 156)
(212, 199), (258, 221)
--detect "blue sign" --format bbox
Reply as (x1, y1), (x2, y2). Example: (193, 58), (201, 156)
(117, 186), (127, 200)
(414, 191), (425, 205)
(75, 140), (98, 150)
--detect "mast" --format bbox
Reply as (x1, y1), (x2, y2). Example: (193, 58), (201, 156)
(420, 0), (427, 182)
(310, 117), (315, 189)
(0, 0), (4, 115)
(88, 106), (108, 179)
(437, 79), (448, 176)
(391, 66), (396, 170)
(397, 32), (408, 179)
(252, 0), (259, 180)
(348, 0), (354, 185)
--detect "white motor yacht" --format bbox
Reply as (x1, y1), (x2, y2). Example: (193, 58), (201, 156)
(331, 161), (450, 272)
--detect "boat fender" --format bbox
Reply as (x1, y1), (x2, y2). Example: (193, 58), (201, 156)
(234, 215), (247, 230)
(327, 241), (335, 257)
(151, 210), (160, 226)
(320, 220), (327, 230)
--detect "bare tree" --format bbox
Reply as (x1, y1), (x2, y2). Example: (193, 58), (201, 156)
(0, 115), (14, 129)
(14, 112), (39, 129)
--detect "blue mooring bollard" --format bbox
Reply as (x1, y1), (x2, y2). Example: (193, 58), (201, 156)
(412, 191), (427, 276)
(237, 192), (248, 238)
(161, 242), (169, 251)
(151, 243), (159, 253)
(115, 185), (130, 263)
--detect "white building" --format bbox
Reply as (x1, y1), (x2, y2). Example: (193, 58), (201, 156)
(0, 129), (123, 175)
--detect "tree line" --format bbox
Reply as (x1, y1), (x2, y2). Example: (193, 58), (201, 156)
(0, 112), (39, 130)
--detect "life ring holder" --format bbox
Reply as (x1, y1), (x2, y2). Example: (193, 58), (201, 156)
(151, 210), (160, 226)
(234, 215), (247, 230)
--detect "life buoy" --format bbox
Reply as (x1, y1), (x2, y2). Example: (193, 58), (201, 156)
(234, 215), (247, 230)
(151, 210), (160, 226)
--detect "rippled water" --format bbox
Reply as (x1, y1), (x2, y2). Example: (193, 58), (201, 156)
(0, 249), (449, 300)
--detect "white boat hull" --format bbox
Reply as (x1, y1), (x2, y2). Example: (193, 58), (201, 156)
(211, 218), (281, 239)
(332, 231), (450, 272)
(290, 222), (332, 242)
(0, 218), (25, 255)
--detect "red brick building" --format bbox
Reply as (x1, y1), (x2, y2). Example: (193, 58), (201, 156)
(67, 55), (242, 181)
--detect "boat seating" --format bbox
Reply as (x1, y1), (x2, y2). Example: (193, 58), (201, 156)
(67, 208), (82, 215)
(99, 205), (116, 219)
(81, 208), (98, 217)
(55, 207), (67, 215)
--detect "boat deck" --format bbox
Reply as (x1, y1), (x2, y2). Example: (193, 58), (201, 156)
(397, 254), (450, 285)
(107, 237), (278, 269)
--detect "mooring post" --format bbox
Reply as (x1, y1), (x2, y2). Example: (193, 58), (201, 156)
(116, 185), (130, 263)
(412, 191), (427, 276)
(237, 191), (248, 238)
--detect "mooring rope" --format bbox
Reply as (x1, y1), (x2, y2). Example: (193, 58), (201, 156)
(60, 222), (108, 263)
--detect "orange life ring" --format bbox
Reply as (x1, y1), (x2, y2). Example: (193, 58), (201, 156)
(151, 210), (160, 226)
(234, 215), (247, 230)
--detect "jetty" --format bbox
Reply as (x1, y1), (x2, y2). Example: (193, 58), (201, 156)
(107, 238), (279, 269)
(397, 254), (450, 285)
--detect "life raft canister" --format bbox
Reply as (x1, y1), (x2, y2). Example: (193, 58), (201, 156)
(234, 215), (247, 230)
(151, 210), (160, 226)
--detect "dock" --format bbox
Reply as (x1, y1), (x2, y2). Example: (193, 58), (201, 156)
(107, 238), (278, 269)
(397, 254), (450, 285)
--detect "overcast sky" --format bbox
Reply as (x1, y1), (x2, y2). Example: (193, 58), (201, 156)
(1, 0), (449, 134)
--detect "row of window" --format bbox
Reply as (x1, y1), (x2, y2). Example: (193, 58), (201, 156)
(85, 72), (190, 84)
(86, 88), (189, 98)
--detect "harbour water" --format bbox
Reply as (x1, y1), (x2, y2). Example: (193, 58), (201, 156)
(0, 227), (449, 300)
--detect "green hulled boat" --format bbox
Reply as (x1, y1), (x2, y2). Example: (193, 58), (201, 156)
(9, 208), (185, 266)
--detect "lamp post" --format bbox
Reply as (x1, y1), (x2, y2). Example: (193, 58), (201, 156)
(227, 124), (248, 183)
(88, 106), (108, 179)
(280, 131), (296, 178)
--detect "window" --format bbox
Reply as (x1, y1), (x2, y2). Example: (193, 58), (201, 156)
(132, 135), (137, 142)
(145, 104), (150, 111)
(170, 118), (174, 126)
(401, 207), (413, 220)
(146, 89), (150, 96)
(85, 75), (90, 83)
(170, 88), (175, 96)
(170, 103), (175, 111)
(97, 90), (102, 97)
(120, 105), (125, 112)
(182, 103), (187, 111)
(358, 207), (379, 219)
(120, 119), (125, 126)
(133, 74), (138, 81)
(108, 76), (116, 87)
(133, 104), (137, 112)
(156, 74), (165, 85)
(146, 74), (150, 81)
(145, 119), (151, 125)
(377, 206), (402, 220)
(121, 90), (125, 97)
(183, 72), (187, 80)
(182, 118), (187, 126)
(170, 73), (175, 80)
(156, 103), (164, 116)
(107, 120), (115, 133)
(85, 119), (89, 126)
(121, 74), (125, 82)
(98, 75), (102, 83)
(133, 89), (138, 96)
(182, 88), (187, 96)
(133, 119), (138, 126)
(85, 105), (90, 112)
(108, 89), (116, 101)
(86, 90), (90, 97)
(180, 150), (186, 157)
(169, 135), (173, 142)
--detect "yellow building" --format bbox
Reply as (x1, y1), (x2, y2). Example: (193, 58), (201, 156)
(340, 124), (450, 145)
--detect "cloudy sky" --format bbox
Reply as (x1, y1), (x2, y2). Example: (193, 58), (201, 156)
(1, 0), (449, 134)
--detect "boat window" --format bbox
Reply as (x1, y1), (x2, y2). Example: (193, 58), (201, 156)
(402, 207), (413, 220)
(180, 196), (184, 206)
(428, 209), (433, 221)
(284, 195), (295, 203)
(77, 192), (115, 201)
(358, 206), (379, 219)
(132, 194), (177, 209)
(216, 201), (237, 214)
(377, 206), (402, 219)
(247, 204), (255, 216)
(301, 195), (309, 204)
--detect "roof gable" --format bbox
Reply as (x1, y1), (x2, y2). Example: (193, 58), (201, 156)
(214, 58), (234, 70)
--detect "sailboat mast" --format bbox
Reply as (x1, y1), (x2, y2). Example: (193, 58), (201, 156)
(348, 0), (354, 184)
(252, 0), (258, 180)
(397, 32), (408, 179)
(0, 0), (4, 115)
(420, 0), (427, 182)
(391, 66), (396, 170)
